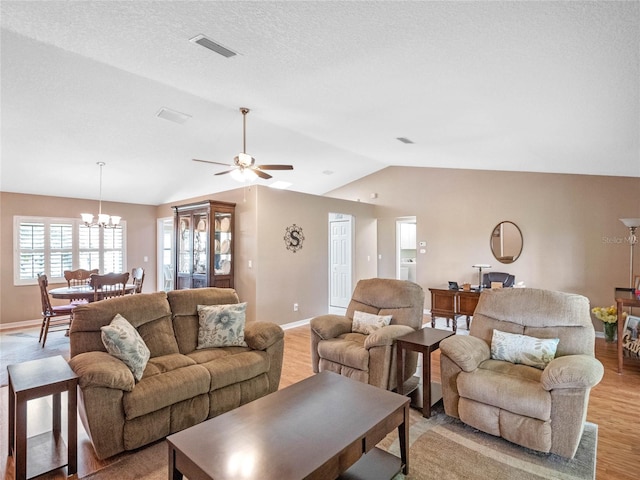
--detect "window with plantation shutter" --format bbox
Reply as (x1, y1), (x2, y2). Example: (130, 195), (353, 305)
(14, 216), (127, 285)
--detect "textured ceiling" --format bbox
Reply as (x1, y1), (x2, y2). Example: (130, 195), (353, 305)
(1, 1), (638, 205)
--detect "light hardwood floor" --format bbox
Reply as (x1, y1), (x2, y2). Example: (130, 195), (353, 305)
(1, 324), (640, 480)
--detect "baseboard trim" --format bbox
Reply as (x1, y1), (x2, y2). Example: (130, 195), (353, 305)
(281, 319), (311, 330)
(0, 318), (41, 331)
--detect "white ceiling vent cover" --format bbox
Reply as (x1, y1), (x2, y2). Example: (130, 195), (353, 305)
(190, 34), (237, 58)
(156, 107), (192, 124)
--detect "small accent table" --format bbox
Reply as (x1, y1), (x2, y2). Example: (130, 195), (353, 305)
(428, 287), (481, 333)
(616, 288), (640, 373)
(7, 356), (78, 480)
(396, 327), (455, 418)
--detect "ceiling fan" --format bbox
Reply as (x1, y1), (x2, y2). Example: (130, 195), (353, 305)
(193, 107), (293, 181)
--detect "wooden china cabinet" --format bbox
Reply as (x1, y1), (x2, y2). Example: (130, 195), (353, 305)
(173, 200), (235, 290)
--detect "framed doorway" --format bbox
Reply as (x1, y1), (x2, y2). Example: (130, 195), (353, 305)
(329, 213), (353, 309)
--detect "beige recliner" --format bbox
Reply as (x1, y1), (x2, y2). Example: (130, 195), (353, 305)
(440, 288), (604, 458)
(310, 278), (425, 390)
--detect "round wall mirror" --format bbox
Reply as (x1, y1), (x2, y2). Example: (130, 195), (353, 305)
(490, 221), (523, 264)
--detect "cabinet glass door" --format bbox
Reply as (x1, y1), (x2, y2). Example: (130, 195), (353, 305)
(214, 212), (232, 275)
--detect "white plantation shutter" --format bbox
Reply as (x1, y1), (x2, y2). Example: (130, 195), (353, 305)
(18, 222), (45, 280)
(49, 223), (74, 277)
(14, 216), (127, 285)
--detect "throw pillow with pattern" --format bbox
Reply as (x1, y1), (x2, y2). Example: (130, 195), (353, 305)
(352, 310), (392, 335)
(491, 329), (559, 370)
(101, 313), (150, 381)
(197, 302), (248, 348)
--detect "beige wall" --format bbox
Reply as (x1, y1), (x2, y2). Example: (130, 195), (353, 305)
(158, 186), (377, 325)
(327, 166), (640, 329)
(0, 192), (157, 326)
(3, 167), (638, 330)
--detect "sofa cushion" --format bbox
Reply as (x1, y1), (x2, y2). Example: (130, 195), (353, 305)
(143, 353), (197, 378)
(491, 329), (559, 370)
(167, 288), (240, 354)
(101, 314), (150, 381)
(317, 335), (369, 371)
(197, 303), (248, 348)
(123, 364), (210, 420)
(457, 362), (551, 421)
(352, 311), (392, 335)
(198, 350), (270, 391)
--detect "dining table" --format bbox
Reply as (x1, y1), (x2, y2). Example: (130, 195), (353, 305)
(49, 284), (137, 303)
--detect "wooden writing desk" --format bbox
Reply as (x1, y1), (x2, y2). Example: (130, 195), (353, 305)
(616, 288), (640, 373)
(428, 287), (482, 333)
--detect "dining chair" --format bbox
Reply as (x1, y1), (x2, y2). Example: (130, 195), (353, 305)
(90, 272), (130, 301)
(131, 267), (145, 294)
(37, 273), (74, 347)
(64, 268), (99, 305)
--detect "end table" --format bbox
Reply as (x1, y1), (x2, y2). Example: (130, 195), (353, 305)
(396, 327), (454, 418)
(7, 355), (78, 480)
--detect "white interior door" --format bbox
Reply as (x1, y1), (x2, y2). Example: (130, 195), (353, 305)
(157, 217), (174, 291)
(329, 214), (352, 308)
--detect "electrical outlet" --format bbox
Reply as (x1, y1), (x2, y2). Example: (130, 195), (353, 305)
(293, 303), (299, 312)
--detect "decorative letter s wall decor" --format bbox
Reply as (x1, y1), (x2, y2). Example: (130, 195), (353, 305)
(284, 224), (305, 253)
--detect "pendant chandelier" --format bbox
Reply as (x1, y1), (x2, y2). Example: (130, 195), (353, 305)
(81, 162), (121, 228)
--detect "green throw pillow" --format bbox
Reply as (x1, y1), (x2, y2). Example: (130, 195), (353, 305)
(197, 302), (248, 348)
(352, 311), (392, 335)
(101, 313), (150, 381)
(491, 329), (559, 370)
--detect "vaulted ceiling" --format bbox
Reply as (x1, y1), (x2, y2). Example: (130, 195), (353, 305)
(1, 1), (638, 205)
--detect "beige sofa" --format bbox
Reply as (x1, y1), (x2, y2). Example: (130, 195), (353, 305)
(440, 288), (604, 458)
(68, 288), (284, 459)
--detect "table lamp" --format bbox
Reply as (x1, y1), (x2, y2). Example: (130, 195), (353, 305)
(620, 218), (640, 288)
(472, 264), (492, 291)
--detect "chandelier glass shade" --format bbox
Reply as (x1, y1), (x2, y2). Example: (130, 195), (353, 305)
(81, 162), (121, 228)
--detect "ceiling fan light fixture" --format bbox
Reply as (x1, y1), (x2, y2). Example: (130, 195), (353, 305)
(236, 152), (254, 167)
(230, 168), (257, 183)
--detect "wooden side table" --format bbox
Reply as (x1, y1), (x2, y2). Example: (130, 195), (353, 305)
(7, 355), (78, 480)
(396, 327), (454, 418)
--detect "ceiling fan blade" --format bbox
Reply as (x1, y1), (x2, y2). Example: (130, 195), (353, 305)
(255, 164), (294, 171)
(193, 158), (233, 167)
(253, 169), (272, 180)
(214, 169), (236, 176)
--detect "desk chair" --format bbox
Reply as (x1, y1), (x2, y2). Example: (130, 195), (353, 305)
(131, 267), (145, 293)
(64, 268), (99, 305)
(90, 272), (130, 301)
(482, 272), (515, 288)
(38, 273), (75, 347)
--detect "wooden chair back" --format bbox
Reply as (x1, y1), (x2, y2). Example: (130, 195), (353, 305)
(37, 273), (73, 347)
(64, 268), (99, 287)
(131, 267), (145, 294)
(90, 272), (130, 301)
(37, 273), (55, 315)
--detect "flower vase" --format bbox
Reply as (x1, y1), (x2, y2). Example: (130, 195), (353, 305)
(604, 322), (617, 343)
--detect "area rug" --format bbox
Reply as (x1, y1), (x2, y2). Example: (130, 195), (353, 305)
(81, 407), (596, 480)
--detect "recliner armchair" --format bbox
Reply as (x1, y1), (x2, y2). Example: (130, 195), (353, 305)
(440, 288), (603, 458)
(310, 278), (425, 390)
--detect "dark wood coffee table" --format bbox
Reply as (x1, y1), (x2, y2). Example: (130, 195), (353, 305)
(396, 327), (455, 418)
(166, 371), (409, 480)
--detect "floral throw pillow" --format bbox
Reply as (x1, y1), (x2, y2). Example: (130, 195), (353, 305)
(491, 329), (559, 370)
(352, 311), (392, 335)
(197, 302), (248, 349)
(101, 313), (150, 381)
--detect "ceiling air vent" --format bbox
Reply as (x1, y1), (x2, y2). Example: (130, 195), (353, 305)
(156, 107), (191, 125)
(190, 34), (237, 58)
